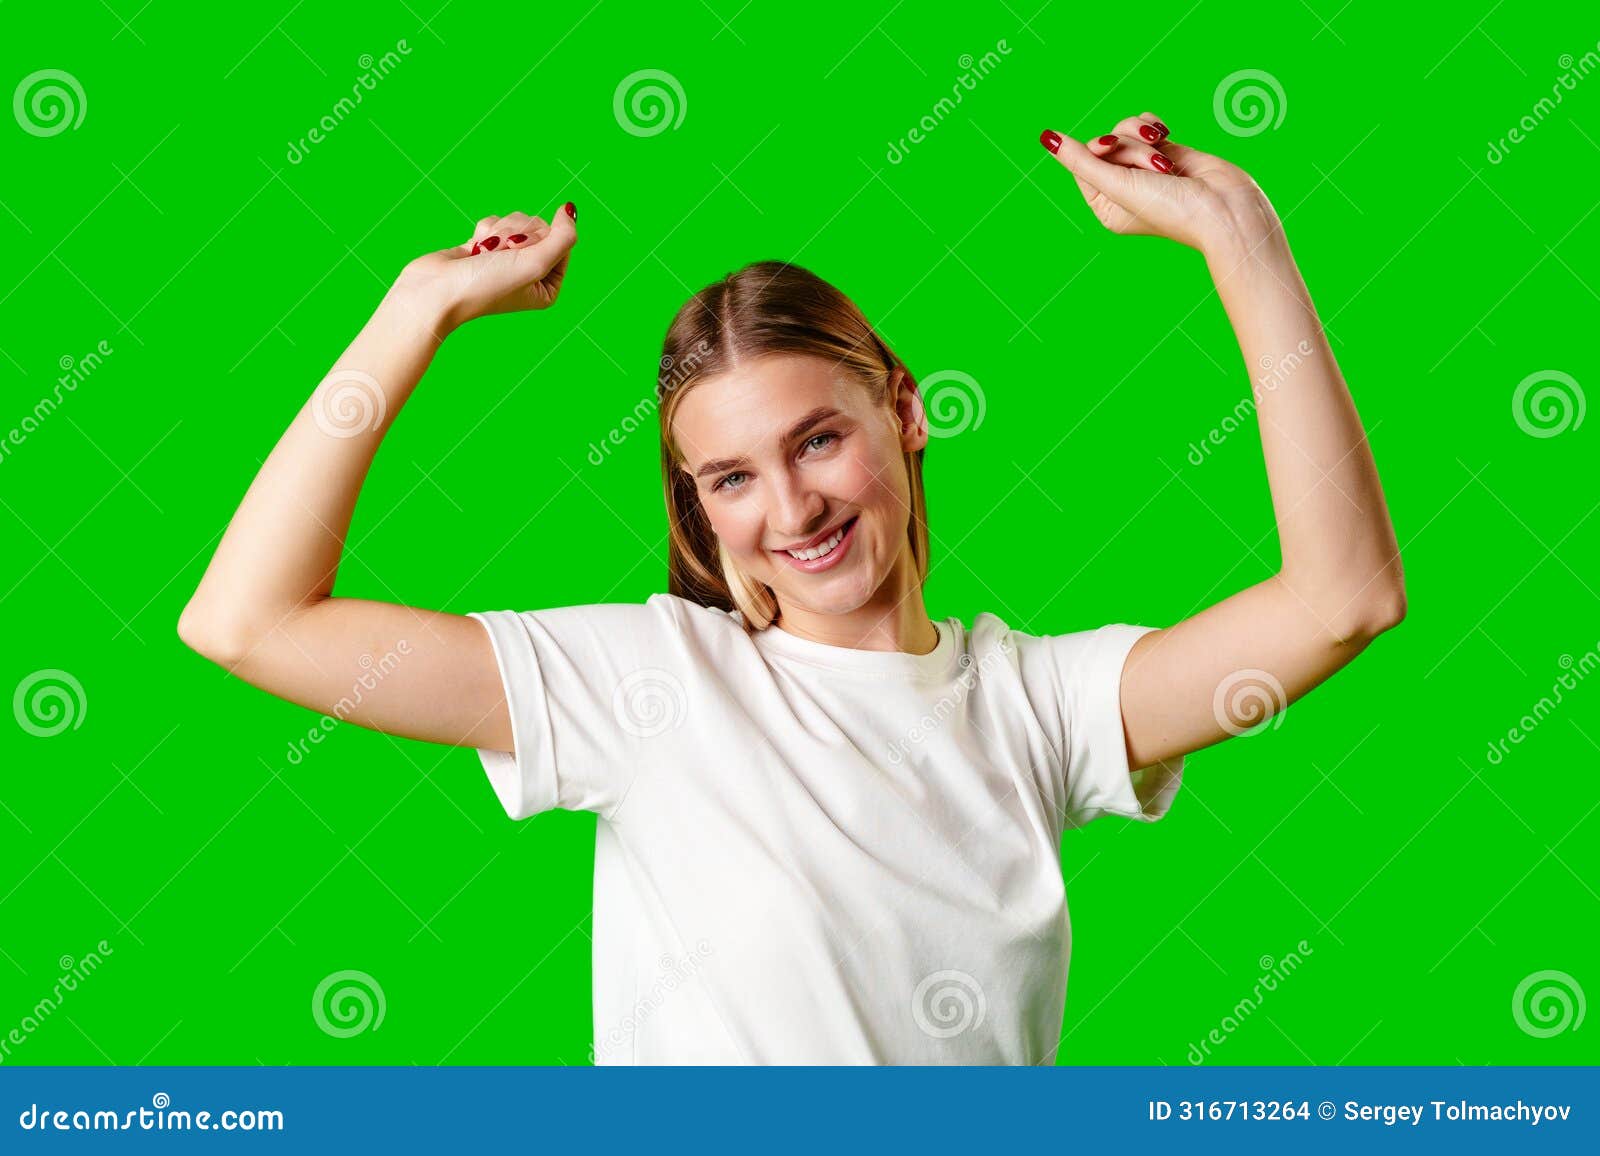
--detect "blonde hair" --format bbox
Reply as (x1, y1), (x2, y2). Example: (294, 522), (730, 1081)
(657, 260), (930, 632)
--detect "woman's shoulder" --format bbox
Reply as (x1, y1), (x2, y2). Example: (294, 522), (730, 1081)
(644, 590), (748, 635)
(467, 595), (754, 695)
(468, 592), (746, 648)
(575, 591), (754, 650)
(961, 610), (1024, 650)
(958, 610), (1145, 672)
(963, 609), (1131, 643)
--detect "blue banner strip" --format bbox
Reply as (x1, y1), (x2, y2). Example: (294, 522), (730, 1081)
(1, 1066), (1594, 1152)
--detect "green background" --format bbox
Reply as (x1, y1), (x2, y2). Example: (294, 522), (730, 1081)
(2, 0), (1595, 1066)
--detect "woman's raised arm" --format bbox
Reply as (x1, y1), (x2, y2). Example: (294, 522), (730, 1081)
(1040, 116), (1405, 768)
(178, 205), (579, 752)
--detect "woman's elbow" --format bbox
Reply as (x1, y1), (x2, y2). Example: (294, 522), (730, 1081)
(177, 600), (247, 666)
(1339, 583), (1407, 645)
(1319, 546), (1408, 645)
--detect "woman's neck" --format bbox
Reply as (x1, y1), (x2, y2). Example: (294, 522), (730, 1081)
(770, 552), (937, 654)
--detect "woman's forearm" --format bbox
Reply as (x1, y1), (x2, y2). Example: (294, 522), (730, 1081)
(180, 288), (448, 647)
(1205, 225), (1405, 636)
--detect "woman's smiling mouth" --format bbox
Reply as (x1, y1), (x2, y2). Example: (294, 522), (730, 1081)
(774, 515), (859, 571)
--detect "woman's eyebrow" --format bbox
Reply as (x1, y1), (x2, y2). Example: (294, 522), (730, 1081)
(693, 406), (846, 479)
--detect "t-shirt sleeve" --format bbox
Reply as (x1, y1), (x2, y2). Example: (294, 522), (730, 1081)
(1012, 622), (1185, 831)
(465, 596), (691, 822)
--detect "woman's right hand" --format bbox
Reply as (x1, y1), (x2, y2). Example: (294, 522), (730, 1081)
(394, 202), (578, 334)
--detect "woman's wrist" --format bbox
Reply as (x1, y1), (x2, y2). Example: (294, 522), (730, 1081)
(384, 262), (460, 342)
(1203, 193), (1286, 275)
(1202, 197), (1294, 287)
(1202, 211), (1319, 373)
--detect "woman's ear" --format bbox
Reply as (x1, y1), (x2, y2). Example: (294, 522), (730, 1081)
(892, 365), (929, 452)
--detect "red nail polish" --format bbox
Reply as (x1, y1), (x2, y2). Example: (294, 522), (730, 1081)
(1153, 120), (1169, 137)
(1096, 134), (1118, 147)
(470, 241), (482, 255)
(1151, 153), (1173, 173)
(564, 201), (577, 220)
(508, 234), (528, 244)
(1139, 124), (1159, 142)
(1039, 129), (1063, 153)
(482, 235), (500, 250)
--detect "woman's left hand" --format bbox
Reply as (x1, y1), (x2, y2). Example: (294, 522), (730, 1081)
(1040, 113), (1283, 256)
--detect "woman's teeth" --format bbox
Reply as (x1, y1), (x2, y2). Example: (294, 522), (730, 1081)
(786, 520), (850, 561)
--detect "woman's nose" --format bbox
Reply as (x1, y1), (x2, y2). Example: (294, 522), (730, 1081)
(769, 473), (826, 537)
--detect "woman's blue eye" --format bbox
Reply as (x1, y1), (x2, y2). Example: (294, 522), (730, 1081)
(713, 433), (839, 493)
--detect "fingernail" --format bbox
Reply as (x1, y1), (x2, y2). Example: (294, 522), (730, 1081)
(1039, 129), (1063, 153)
(482, 235), (501, 250)
(508, 234), (528, 244)
(1096, 134), (1118, 147)
(470, 241), (482, 255)
(1153, 120), (1169, 137)
(564, 201), (577, 220)
(1139, 124), (1160, 142)
(1151, 153), (1173, 173)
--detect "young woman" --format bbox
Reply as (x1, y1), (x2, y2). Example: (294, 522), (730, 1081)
(179, 111), (1405, 1065)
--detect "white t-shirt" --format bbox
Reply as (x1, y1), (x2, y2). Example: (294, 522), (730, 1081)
(467, 592), (1183, 1064)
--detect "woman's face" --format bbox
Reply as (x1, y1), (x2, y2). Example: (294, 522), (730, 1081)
(674, 353), (927, 620)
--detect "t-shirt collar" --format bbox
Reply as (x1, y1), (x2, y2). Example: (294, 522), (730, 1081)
(745, 614), (961, 679)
